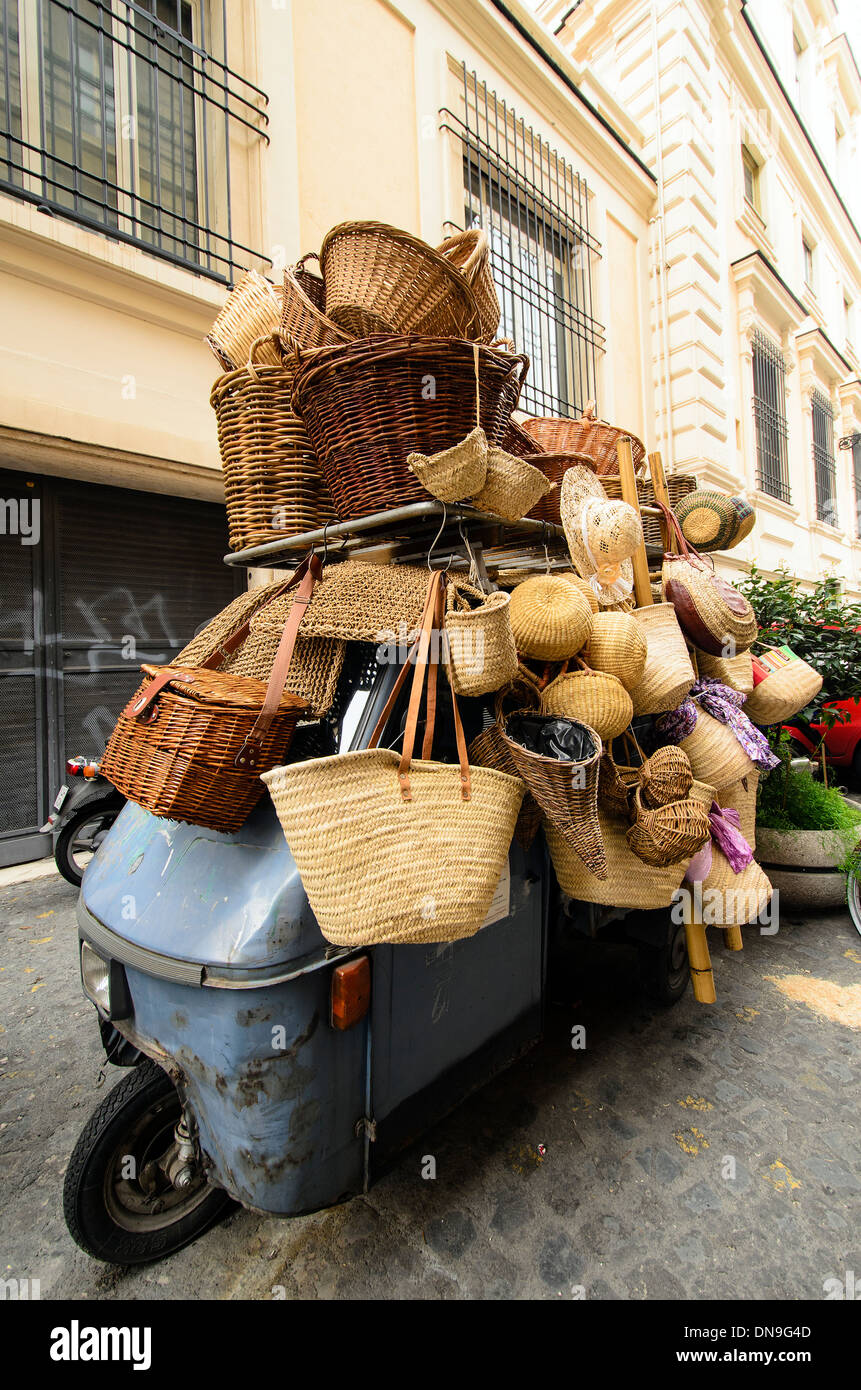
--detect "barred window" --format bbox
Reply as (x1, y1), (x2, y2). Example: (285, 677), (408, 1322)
(751, 329), (791, 503)
(441, 66), (604, 419)
(811, 389), (838, 526)
(851, 435), (861, 539)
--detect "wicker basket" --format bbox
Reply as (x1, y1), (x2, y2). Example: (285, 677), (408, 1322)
(602, 475), (698, 547)
(626, 785), (711, 868)
(719, 770), (759, 852)
(521, 404), (646, 475)
(582, 611), (648, 692)
(539, 661), (633, 742)
(280, 262), (352, 351)
(436, 228), (501, 343)
(676, 708), (757, 792)
(291, 335), (528, 522)
(205, 270), (283, 372)
(695, 649), (755, 697)
(546, 813), (690, 909)
(744, 649), (823, 725)
(521, 451), (596, 524)
(508, 575), (593, 661)
(444, 580), (518, 697)
(320, 221), (482, 340)
(500, 711), (606, 878)
(598, 750), (640, 818)
(471, 448), (554, 521)
(500, 416), (542, 459)
(628, 604), (696, 716)
(468, 724), (542, 850)
(210, 334), (337, 554)
(639, 745), (694, 807)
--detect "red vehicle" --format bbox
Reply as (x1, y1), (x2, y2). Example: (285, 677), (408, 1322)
(783, 698), (861, 784)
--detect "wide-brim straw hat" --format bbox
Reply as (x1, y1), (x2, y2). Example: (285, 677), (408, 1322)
(560, 466), (635, 601)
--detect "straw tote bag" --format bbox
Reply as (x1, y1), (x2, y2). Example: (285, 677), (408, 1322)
(744, 646), (823, 725)
(627, 603), (696, 716)
(263, 572), (524, 947)
(444, 578), (518, 697)
(101, 555), (321, 833)
(657, 503), (757, 656)
(546, 814), (690, 910)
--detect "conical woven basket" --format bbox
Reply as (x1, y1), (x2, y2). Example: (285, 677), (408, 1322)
(499, 712), (606, 878)
(677, 708), (757, 792)
(695, 649), (754, 697)
(582, 611), (647, 692)
(546, 814), (690, 909)
(598, 751), (640, 818)
(626, 786), (711, 868)
(539, 662), (633, 742)
(508, 575), (593, 661)
(444, 580), (518, 697)
(627, 604), (696, 715)
(468, 725), (542, 850)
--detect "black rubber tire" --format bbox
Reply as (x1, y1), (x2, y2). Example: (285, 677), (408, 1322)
(54, 802), (119, 887)
(63, 1060), (232, 1265)
(639, 917), (690, 1006)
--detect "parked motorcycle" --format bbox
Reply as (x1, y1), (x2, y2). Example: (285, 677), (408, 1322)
(40, 757), (125, 887)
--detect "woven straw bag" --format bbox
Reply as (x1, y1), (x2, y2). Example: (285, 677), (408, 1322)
(320, 221), (482, 340)
(205, 269), (283, 372)
(292, 335), (528, 522)
(508, 575), (593, 661)
(676, 708), (757, 792)
(499, 711), (607, 878)
(468, 724), (542, 851)
(626, 786), (711, 868)
(211, 334), (337, 553)
(720, 771), (759, 852)
(521, 404), (646, 475)
(436, 228), (501, 343)
(685, 846), (772, 927)
(744, 648), (823, 725)
(539, 659), (633, 742)
(408, 345), (488, 503)
(470, 447), (554, 521)
(101, 555), (321, 833)
(444, 579), (518, 697)
(582, 611), (647, 692)
(674, 490), (748, 552)
(546, 813), (690, 909)
(263, 572), (523, 947)
(657, 504), (757, 656)
(628, 604), (696, 716)
(695, 649), (754, 696)
(639, 745), (694, 807)
(254, 559), (429, 645)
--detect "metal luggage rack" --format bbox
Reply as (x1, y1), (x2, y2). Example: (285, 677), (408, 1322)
(224, 500), (667, 572)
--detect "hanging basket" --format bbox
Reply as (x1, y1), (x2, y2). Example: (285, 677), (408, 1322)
(546, 813), (690, 909)
(627, 603), (696, 716)
(695, 649), (755, 697)
(444, 580), (518, 697)
(582, 610), (648, 692)
(436, 228), (501, 343)
(468, 724), (542, 850)
(676, 708), (757, 793)
(744, 648), (823, 725)
(521, 404), (646, 475)
(626, 785), (711, 868)
(210, 334), (337, 553)
(507, 575), (594, 661)
(539, 660), (633, 742)
(291, 335), (528, 522)
(638, 745), (694, 807)
(320, 221), (482, 340)
(205, 269), (283, 372)
(470, 448), (554, 522)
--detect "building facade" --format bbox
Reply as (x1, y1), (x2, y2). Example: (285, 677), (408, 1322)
(543, 0), (861, 591)
(0, 0), (657, 864)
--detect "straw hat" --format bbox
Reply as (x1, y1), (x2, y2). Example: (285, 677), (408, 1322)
(560, 466), (639, 605)
(508, 575), (593, 661)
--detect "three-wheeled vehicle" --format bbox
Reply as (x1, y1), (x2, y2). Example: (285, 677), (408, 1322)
(64, 505), (686, 1264)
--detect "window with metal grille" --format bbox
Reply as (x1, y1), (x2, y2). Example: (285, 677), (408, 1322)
(811, 389), (838, 525)
(751, 328), (791, 503)
(0, 0), (269, 282)
(850, 435), (861, 539)
(440, 66), (604, 418)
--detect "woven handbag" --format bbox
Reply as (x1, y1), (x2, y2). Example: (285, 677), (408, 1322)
(627, 603), (696, 716)
(539, 658), (633, 743)
(685, 844), (772, 927)
(626, 785), (711, 868)
(444, 579), (518, 697)
(205, 269), (283, 372)
(211, 333), (337, 553)
(249, 558), (430, 644)
(676, 707), (757, 793)
(507, 575), (593, 661)
(521, 404), (646, 475)
(263, 572), (523, 946)
(744, 647), (823, 725)
(695, 649), (754, 697)
(582, 611), (647, 692)
(499, 710), (607, 878)
(657, 503), (757, 656)
(436, 228), (501, 343)
(291, 335), (528, 522)
(546, 813), (690, 909)
(320, 221), (482, 340)
(101, 555), (322, 833)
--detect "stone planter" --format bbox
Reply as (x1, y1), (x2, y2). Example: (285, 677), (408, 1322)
(755, 826), (857, 912)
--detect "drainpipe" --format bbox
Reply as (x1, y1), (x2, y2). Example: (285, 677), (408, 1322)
(650, 0), (675, 471)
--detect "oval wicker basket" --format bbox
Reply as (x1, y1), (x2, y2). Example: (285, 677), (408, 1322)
(626, 786), (711, 868)
(291, 335), (528, 522)
(210, 334), (337, 553)
(436, 228), (501, 344)
(205, 269), (283, 372)
(508, 575), (593, 661)
(521, 404), (646, 475)
(582, 610), (647, 692)
(638, 745), (694, 807)
(281, 262), (352, 350)
(320, 221), (482, 340)
(522, 451), (596, 524)
(628, 603), (696, 716)
(539, 662), (633, 742)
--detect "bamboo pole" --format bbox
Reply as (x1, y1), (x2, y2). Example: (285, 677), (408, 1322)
(647, 449), (676, 554)
(684, 909), (717, 1003)
(616, 436), (652, 608)
(722, 925), (744, 951)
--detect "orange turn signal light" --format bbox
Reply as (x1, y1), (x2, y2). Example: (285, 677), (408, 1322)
(330, 956), (371, 1031)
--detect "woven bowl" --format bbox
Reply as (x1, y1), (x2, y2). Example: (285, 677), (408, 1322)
(582, 611), (647, 691)
(508, 576), (594, 661)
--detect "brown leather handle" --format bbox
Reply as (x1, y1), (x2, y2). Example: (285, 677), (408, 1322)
(234, 552), (322, 769)
(200, 560), (316, 671)
(124, 668), (198, 720)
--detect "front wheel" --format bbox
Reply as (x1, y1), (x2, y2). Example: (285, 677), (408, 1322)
(55, 801), (120, 886)
(63, 1060), (233, 1264)
(638, 917), (690, 1005)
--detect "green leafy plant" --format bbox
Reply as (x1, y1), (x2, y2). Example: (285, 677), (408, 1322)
(757, 731), (861, 832)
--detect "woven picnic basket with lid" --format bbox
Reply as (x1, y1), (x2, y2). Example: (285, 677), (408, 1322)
(436, 227), (501, 343)
(291, 335), (528, 522)
(205, 269), (283, 372)
(320, 221), (482, 340)
(100, 555), (322, 833)
(210, 333), (337, 553)
(262, 571), (524, 947)
(521, 404), (646, 476)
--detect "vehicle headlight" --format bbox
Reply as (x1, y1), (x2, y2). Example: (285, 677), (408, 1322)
(81, 941), (111, 1013)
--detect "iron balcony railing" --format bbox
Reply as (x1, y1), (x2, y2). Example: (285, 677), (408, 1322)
(0, 0), (270, 283)
(751, 328), (791, 504)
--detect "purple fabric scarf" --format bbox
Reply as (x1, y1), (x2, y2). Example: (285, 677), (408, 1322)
(683, 805), (754, 882)
(656, 678), (780, 773)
